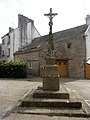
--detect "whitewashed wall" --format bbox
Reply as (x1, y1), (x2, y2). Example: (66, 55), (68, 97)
(14, 28), (20, 52)
(31, 25), (41, 40)
(85, 25), (90, 61)
(2, 36), (7, 59)
(27, 22), (32, 44)
(1, 14), (40, 61)
(7, 32), (13, 61)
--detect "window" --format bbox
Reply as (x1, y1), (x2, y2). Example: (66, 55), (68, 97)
(28, 61), (32, 69)
(2, 50), (5, 56)
(7, 35), (10, 45)
(0, 45), (2, 55)
(67, 43), (71, 49)
(59, 62), (61, 65)
(2, 39), (5, 45)
(7, 48), (10, 57)
(64, 62), (66, 65)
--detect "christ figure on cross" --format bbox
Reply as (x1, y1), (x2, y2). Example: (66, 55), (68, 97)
(44, 8), (58, 57)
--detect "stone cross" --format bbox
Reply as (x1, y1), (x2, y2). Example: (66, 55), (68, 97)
(44, 8), (58, 57)
(44, 8), (57, 34)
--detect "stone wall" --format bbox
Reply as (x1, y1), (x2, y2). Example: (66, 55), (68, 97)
(14, 51), (40, 76)
(14, 34), (86, 78)
(38, 35), (86, 78)
(54, 35), (86, 78)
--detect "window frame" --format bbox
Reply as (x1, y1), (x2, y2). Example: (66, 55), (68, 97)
(7, 35), (10, 45)
(28, 61), (32, 69)
(2, 39), (5, 45)
(2, 50), (5, 56)
(7, 48), (10, 57)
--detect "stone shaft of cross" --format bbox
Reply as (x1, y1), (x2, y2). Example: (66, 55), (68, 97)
(44, 8), (58, 57)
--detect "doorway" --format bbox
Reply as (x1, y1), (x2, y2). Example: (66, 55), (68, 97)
(56, 60), (68, 77)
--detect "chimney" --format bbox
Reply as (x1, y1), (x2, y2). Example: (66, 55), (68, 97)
(86, 15), (90, 25)
(9, 27), (14, 32)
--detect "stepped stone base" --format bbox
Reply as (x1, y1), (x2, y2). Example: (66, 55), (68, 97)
(21, 85), (82, 109)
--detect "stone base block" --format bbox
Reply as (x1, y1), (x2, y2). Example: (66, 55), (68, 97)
(43, 75), (59, 91)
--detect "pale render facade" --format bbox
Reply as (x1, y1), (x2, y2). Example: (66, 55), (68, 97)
(85, 16), (90, 62)
(1, 14), (40, 61)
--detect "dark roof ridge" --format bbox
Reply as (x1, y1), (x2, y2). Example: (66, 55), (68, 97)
(53, 24), (87, 35)
(15, 24), (88, 54)
(32, 24), (88, 40)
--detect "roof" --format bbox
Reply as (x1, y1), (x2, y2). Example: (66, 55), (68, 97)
(54, 24), (88, 41)
(18, 14), (34, 23)
(86, 58), (90, 64)
(15, 24), (88, 54)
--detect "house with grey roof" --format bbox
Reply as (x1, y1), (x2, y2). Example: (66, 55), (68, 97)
(1, 14), (40, 62)
(14, 15), (90, 79)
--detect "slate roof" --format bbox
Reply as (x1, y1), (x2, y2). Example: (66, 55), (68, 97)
(15, 24), (88, 54)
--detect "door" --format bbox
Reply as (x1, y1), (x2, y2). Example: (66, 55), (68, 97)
(86, 64), (90, 79)
(56, 60), (68, 77)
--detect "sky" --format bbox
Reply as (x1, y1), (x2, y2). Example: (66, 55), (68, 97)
(0, 0), (90, 43)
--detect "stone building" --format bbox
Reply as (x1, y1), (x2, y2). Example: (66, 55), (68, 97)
(14, 15), (90, 79)
(1, 14), (40, 61)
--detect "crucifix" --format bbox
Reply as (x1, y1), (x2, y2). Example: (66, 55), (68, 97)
(44, 8), (58, 57)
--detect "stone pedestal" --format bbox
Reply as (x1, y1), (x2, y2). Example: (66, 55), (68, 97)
(43, 57), (60, 91)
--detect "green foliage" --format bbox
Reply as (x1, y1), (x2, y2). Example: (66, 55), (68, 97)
(0, 61), (27, 78)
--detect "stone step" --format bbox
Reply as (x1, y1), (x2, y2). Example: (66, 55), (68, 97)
(33, 85), (69, 99)
(21, 99), (82, 109)
(33, 89), (69, 99)
(21, 86), (82, 109)
(21, 95), (82, 109)
(17, 107), (89, 118)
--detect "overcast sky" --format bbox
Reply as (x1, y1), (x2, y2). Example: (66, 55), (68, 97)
(0, 0), (90, 43)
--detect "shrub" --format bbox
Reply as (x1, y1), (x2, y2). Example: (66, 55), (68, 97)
(0, 61), (27, 78)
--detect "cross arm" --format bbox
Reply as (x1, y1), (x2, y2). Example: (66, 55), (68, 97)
(52, 13), (58, 16)
(44, 13), (50, 16)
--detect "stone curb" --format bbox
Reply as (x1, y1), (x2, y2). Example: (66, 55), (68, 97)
(17, 110), (90, 118)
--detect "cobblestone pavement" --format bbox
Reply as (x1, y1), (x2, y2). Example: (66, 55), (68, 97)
(0, 77), (90, 120)
(61, 78), (90, 107)
(61, 78), (90, 117)
(0, 78), (41, 119)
